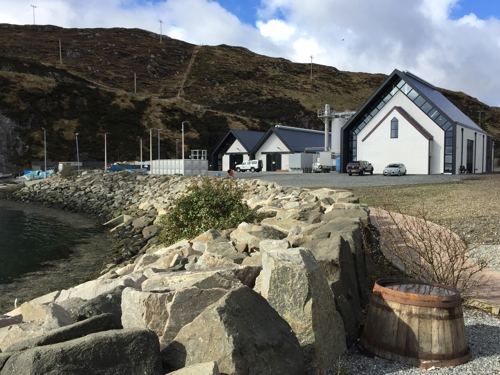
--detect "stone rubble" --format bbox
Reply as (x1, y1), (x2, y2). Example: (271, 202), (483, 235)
(0, 170), (372, 375)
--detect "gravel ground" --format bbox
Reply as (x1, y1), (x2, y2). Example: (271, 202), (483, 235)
(339, 308), (500, 375)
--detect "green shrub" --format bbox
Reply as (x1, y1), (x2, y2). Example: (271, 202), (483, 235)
(59, 165), (78, 180)
(158, 176), (265, 246)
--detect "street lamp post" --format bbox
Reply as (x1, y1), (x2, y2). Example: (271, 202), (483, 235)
(157, 128), (161, 160)
(149, 128), (156, 174)
(41, 127), (46, 179)
(75, 133), (80, 172)
(181, 121), (189, 175)
(104, 133), (109, 171)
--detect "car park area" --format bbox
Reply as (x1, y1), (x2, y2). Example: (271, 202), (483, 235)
(208, 170), (469, 189)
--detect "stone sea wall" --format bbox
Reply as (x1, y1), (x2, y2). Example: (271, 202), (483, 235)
(0, 171), (374, 375)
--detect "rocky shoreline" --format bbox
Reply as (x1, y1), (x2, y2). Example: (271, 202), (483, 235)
(0, 170), (374, 374)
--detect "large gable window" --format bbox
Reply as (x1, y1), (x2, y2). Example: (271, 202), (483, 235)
(391, 117), (399, 138)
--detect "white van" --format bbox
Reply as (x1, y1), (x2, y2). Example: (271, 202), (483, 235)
(235, 160), (263, 172)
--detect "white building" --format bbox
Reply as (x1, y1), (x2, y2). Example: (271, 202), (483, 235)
(341, 70), (494, 174)
(212, 126), (330, 171)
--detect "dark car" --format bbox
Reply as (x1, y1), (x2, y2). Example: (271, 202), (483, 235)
(346, 160), (374, 175)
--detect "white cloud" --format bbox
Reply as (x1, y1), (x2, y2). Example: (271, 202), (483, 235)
(0, 0), (500, 105)
(257, 19), (296, 42)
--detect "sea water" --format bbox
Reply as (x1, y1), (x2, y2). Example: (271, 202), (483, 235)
(0, 200), (115, 313)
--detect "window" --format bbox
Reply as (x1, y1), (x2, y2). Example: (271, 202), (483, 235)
(391, 117), (399, 138)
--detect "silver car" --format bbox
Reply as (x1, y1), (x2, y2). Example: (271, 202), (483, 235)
(383, 163), (407, 176)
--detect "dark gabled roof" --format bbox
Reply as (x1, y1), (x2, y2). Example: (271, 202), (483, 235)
(401, 71), (485, 133)
(231, 129), (265, 152)
(253, 125), (327, 153)
(212, 129), (265, 157)
(362, 106), (433, 142)
(342, 69), (488, 136)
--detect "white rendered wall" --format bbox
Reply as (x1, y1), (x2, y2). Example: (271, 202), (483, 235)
(223, 139), (250, 171)
(222, 154), (230, 171)
(357, 91), (445, 174)
(226, 139), (246, 154)
(255, 134), (288, 171)
(359, 112), (430, 174)
(281, 154), (290, 170)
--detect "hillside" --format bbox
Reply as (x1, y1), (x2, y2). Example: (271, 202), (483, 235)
(0, 23), (498, 172)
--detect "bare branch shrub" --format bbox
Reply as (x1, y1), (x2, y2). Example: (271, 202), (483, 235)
(366, 202), (490, 296)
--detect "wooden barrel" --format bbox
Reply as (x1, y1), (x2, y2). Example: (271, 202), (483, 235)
(360, 278), (470, 369)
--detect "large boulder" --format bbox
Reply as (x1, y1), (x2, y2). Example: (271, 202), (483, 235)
(260, 248), (347, 375)
(302, 233), (364, 346)
(162, 285), (304, 375)
(0, 329), (163, 375)
(55, 273), (146, 304)
(121, 288), (172, 337)
(4, 313), (122, 353)
(58, 285), (126, 322)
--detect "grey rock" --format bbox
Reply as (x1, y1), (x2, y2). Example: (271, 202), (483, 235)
(166, 361), (219, 375)
(121, 288), (173, 337)
(162, 285), (304, 375)
(260, 248), (347, 374)
(5, 313), (122, 353)
(0, 316), (22, 330)
(61, 285), (126, 322)
(1, 328), (162, 375)
(159, 286), (228, 348)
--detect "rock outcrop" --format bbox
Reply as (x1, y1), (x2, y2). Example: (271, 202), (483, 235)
(1, 171), (373, 374)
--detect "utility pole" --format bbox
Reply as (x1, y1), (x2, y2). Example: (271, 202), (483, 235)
(104, 133), (109, 171)
(41, 127), (46, 178)
(159, 20), (163, 43)
(59, 39), (62, 65)
(134, 72), (137, 94)
(31, 5), (37, 25)
(310, 56), (313, 85)
(478, 110), (483, 127)
(157, 128), (161, 160)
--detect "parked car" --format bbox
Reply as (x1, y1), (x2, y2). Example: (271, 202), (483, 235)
(383, 163), (407, 176)
(346, 160), (374, 176)
(235, 160), (263, 172)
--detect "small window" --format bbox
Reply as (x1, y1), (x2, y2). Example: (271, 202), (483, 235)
(391, 117), (399, 138)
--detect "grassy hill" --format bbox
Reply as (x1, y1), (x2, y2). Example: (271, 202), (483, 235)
(0, 23), (498, 170)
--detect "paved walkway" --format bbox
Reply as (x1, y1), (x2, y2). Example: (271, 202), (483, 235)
(369, 207), (500, 315)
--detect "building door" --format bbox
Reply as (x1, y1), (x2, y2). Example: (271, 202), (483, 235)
(266, 154), (281, 171)
(229, 154), (243, 169)
(466, 140), (474, 173)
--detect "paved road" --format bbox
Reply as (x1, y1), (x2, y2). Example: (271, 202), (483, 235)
(208, 171), (470, 189)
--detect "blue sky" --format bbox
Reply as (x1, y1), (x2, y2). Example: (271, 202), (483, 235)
(450, 0), (500, 19)
(1, 0), (499, 107)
